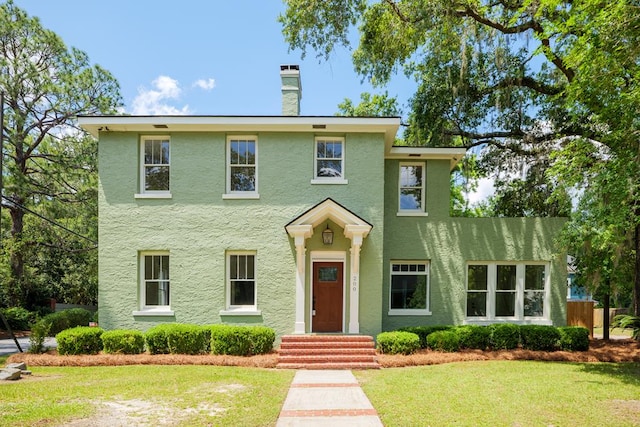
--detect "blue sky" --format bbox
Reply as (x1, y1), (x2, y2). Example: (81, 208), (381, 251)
(14, 0), (415, 117)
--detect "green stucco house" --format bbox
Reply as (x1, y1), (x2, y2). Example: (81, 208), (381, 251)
(78, 65), (566, 339)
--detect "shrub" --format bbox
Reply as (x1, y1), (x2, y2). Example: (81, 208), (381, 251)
(427, 330), (460, 352)
(398, 325), (453, 348)
(376, 331), (420, 355)
(611, 314), (640, 340)
(56, 326), (104, 355)
(102, 330), (145, 354)
(489, 323), (521, 350)
(0, 307), (35, 331)
(558, 326), (590, 351)
(28, 308), (95, 354)
(166, 324), (208, 355)
(455, 325), (491, 350)
(145, 324), (175, 355)
(520, 325), (561, 351)
(210, 325), (276, 356)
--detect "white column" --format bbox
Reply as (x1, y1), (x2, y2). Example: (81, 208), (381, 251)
(348, 238), (362, 334)
(285, 225), (313, 334)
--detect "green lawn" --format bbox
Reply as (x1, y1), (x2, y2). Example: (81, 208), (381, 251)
(356, 361), (640, 427)
(0, 365), (294, 426)
(594, 327), (633, 337)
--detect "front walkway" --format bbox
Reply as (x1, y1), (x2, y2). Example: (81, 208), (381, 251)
(276, 370), (383, 426)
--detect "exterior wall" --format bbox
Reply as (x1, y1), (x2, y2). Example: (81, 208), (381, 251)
(382, 159), (567, 331)
(98, 131), (385, 337)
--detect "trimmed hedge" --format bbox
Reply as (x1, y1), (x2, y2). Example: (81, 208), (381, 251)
(376, 331), (420, 355)
(210, 325), (276, 356)
(29, 308), (95, 354)
(56, 326), (104, 355)
(145, 324), (176, 355)
(398, 325), (453, 349)
(427, 330), (460, 352)
(520, 325), (561, 351)
(489, 323), (521, 350)
(166, 324), (208, 355)
(455, 325), (491, 350)
(558, 326), (590, 351)
(102, 329), (145, 354)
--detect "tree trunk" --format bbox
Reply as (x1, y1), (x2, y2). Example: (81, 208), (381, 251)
(603, 291), (610, 341)
(8, 201), (25, 306)
(635, 222), (640, 316)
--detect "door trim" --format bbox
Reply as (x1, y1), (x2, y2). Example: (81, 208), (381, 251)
(310, 251), (346, 333)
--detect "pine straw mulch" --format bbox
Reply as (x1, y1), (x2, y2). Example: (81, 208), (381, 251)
(5, 339), (640, 369)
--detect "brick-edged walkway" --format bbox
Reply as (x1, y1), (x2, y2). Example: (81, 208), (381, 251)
(276, 370), (383, 426)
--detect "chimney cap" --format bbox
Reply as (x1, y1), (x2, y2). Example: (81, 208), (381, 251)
(280, 64), (300, 71)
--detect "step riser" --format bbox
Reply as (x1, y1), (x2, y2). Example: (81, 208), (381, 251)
(280, 349), (376, 355)
(279, 356), (376, 363)
(280, 343), (374, 350)
(277, 335), (380, 369)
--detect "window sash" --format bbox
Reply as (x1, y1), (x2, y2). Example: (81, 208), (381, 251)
(227, 137), (257, 193)
(389, 262), (429, 311)
(141, 253), (170, 308)
(399, 163), (425, 211)
(141, 138), (170, 192)
(315, 138), (344, 179)
(228, 253), (256, 308)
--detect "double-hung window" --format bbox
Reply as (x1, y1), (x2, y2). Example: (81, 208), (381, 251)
(222, 252), (260, 315)
(135, 252), (173, 316)
(139, 137), (170, 197)
(313, 137), (347, 184)
(466, 262), (550, 323)
(389, 261), (430, 315)
(398, 162), (426, 215)
(226, 136), (258, 198)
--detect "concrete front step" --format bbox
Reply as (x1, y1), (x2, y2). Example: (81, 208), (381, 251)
(277, 335), (380, 370)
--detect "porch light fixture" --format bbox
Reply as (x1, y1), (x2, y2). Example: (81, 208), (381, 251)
(322, 224), (334, 245)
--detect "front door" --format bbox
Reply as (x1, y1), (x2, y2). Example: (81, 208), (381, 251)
(312, 262), (343, 332)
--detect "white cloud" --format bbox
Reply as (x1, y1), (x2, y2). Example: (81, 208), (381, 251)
(465, 177), (495, 205)
(131, 75), (191, 115)
(193, 78), (216, 91)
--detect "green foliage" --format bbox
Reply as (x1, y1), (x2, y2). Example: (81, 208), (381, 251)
(28, 308), (94, 353)
(398, 325), (453, 349)
(558, 327), (590, 351)
(0, 307), (35, 330)
(611, 315), (640, 340)
(519, 325), (561, 352)
(166, 324), (208, 355)
(426, 330), (460, 352)
(489, 324), (521, 350)
(56, 326), (104, 355)
(376, 331), (420, 355)
(144, 324), (174, 355)
(210, 325), (276, 356)
(454, 325), (491, 350)
(101, 330), (145, 355)
(336, 92), (400, 117)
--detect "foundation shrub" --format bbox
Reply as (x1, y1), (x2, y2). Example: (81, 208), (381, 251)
(165, 324), (208, 355)
(56, 326), (104, 355)
(454, 325), (491, 350)
(376, 331), (420, 355)
(144, 324), (174, 355)
(398, 325), (453, 348)
(210, 325), (275, 356)
(520, 325), (561, 351)
(102, 330), (145, 354)
(489, 323), (521, 350)
(558, 326), (590, 351)
(28, 308), (94, 354)
(426, 330), (460, 352)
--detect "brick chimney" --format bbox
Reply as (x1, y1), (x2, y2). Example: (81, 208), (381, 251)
(280, 65), (302, 116)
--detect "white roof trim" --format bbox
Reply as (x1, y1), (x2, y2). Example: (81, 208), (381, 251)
(386, 146), (467, 169)
(285, 199), (372, 240)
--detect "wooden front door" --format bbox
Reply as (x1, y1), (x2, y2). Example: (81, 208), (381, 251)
(312, 262), (344, 332)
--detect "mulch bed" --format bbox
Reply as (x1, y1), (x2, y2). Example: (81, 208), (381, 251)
(5, 339), (639, 368)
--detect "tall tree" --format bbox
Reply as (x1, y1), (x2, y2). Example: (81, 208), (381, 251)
(281, 0), (640, 313)
(0, 1), (121, 307)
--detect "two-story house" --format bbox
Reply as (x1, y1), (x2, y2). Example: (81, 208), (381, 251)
(78, 65), (566, 339)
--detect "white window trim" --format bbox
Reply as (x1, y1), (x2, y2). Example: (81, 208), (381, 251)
(465, 261), (550, 324)
(138, 136), (171, 197)
(388, 260), (431, 316)
(224, 136), (259, 199)
(134, 251), (174, 316)
(397, 162), (426, 216)
(312, 137), (348, 184)
(220, 251), (261, 316)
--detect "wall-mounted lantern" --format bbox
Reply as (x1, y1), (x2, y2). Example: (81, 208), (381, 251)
(322, 224), (334, 245)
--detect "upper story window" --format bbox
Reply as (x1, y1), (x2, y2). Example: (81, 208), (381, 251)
(225, 136), (258, 198)
(312, 137), (347, 184)
(398, 162), (426, 215)
(466, 262), (550, 323)
(137, 137), (171, 198)
(389, 261), (431, 316)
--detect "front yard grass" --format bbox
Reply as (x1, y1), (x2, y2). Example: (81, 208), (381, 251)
(356, 361), (640, 427)
(0, 365), (294, 426)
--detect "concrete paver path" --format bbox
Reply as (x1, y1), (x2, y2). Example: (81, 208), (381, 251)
(277, 370), (383, 426)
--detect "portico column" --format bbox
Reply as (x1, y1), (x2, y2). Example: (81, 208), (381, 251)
(285, 225), (313, 334)
(344, 224), (371, 334)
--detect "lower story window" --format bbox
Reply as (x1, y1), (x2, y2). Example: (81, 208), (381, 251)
(389, 261), (430, 315)
(141, 252), (170, 309)
(466, 262), (549, 321)
(228, 252), (256, 309)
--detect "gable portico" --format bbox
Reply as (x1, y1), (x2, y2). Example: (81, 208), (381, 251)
(285, 198), (372, 334)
